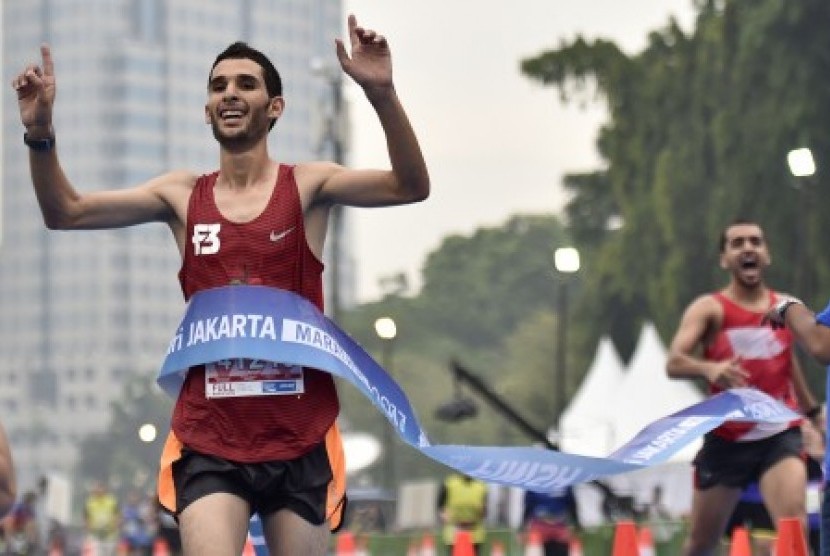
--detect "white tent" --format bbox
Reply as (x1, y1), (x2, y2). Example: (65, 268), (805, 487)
(561, 323), (706, 524)
(559, 336), (626, 457)
(611, 322), (705, 460)
(603, 323), (705, 518)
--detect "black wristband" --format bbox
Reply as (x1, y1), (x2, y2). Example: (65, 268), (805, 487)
(774, 297), (803, 321)
(23, 132), (55, 152)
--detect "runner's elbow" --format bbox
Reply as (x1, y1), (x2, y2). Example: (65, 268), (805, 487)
(41, 200), (85, 230)
(410, 186), (429, 202)
(399, 178), (429, 203)
(396, 170), (429, 203)
(42, 210), (75, 230)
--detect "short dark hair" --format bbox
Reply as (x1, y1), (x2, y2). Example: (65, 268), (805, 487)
(210, 42), (282, 130)
(210, 41), (282, 97)
(719, 218), (762, 252)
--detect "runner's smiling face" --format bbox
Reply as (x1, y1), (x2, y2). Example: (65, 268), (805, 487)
(206, 58), (282, 148)
(719, 223), (770, 288)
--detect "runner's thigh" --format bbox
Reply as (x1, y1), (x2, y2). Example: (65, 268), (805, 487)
(178, 492), (250, 556)
(263, 508), (330, 556)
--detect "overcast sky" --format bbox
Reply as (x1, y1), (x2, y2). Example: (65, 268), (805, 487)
(342, 1), (698, 302)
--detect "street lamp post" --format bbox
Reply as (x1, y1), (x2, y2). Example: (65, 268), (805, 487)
(374, 317), (397, 492)
(787, 147), (817, 300)
(553, 247), (580, 431)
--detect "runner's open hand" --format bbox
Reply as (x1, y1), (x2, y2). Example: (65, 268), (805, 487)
(11, 45), (56, 134)
(335, 15), (393, 97)
(706, 357), (749, 389)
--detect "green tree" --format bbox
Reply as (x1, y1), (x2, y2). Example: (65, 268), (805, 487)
(337, 213), (581, 478)
(521, 0), (830, 372)
(342, 214), (574, 368)
(415, 215), (569, 351)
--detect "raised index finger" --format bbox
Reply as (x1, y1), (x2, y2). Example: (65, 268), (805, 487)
(40, 44), (54, 77)
(347, 14), (358, 46)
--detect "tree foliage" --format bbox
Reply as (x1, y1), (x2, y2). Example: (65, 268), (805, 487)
(415, 215), (568, 350)
(521, 0), (830, 369)
(343, 214), (571, 359)
(338, 215), (580, 481)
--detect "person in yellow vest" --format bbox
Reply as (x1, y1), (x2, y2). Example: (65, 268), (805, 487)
(84, 481), (120, 556)
(437, 473), (488, 555)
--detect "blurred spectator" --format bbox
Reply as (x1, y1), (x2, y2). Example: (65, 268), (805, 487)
(348, 502), (386, 534)
(33, 475), (59, 555)
(4, 491), (39, 555)
(154, 497), (181, 556)
(437, 473), (487, 556)
(121, 490), (153, 555)
(643, 485), (678, 544)
(84, 481), (119, 555)
(521, 485), (580, 556)
(802, 411), (824, 555)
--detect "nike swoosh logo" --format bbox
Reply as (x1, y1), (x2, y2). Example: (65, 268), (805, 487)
(270, 227), (295, 242)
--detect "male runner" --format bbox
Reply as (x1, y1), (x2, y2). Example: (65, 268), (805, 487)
(13, 14), (429, 555)
(666, 219), (818, 555)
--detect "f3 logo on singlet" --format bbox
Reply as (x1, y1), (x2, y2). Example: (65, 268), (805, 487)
(192, 223), (221, 255)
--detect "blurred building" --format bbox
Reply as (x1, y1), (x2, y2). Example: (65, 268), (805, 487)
(0, 0), (353, 490)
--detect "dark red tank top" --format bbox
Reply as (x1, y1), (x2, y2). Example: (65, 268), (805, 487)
(704, 291), (798, 441)
(172, 165), (340, 462)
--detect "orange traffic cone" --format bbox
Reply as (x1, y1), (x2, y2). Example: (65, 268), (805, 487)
(490, 539), (506, 556)
(774, 517), (808, 556)
(335, 531), (356, 556)
(569, 536), (584, 556)
(727, 526), (752, 556)
(452, 530), (475, 556)
(611, 521), (639, 556)
(116, 539), (129, 556)
(420, 532), (437, 556)
(638, 526), (655, 556)
(47, 545), (64, 556)
(523, 529), (544, 556)
(241, 534), (256, 556)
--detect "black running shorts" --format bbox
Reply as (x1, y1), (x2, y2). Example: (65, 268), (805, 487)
(171, 442), (336, 525)
(693, 427), (803, 490)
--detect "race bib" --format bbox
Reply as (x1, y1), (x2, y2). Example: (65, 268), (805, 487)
(205, 358), (304, 398)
